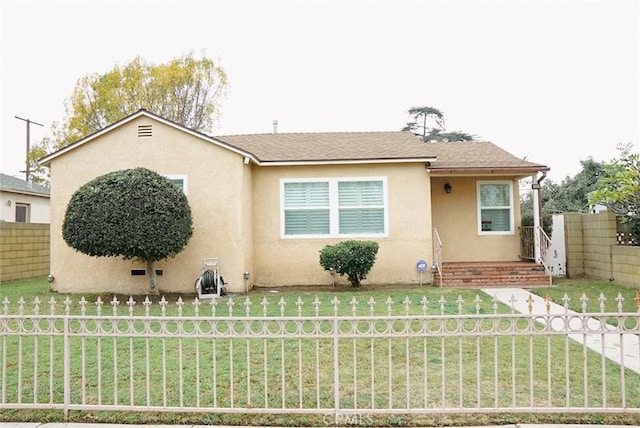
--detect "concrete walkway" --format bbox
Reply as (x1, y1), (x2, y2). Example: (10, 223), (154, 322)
(481, 287), (640, 374)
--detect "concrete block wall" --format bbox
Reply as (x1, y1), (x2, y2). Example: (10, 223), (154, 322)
(612, 246), (640, 287)
(562, 211), (640, 287)
(563, 213), (585, 278)
(582, 212), (617, 281)
(0, 223), (50, 282)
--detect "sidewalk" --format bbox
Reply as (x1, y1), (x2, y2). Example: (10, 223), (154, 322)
(481, 287), (640, 374)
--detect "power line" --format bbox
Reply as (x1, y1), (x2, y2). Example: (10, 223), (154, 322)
(14, 115), (44, 182)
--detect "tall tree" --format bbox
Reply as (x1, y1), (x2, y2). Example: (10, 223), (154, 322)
(29, 52), (228, 183)
(542, 158), (606, 214)
(402, 106), (475, 142)
(62, 168), (193, 293)
(589, 143), (640, 217)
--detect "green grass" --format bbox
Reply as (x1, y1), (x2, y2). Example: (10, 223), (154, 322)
(529, 277), (640, 313)
(1, 276), (640, 426)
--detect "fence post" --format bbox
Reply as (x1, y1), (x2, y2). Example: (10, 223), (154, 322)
(63, 314), (70, 420)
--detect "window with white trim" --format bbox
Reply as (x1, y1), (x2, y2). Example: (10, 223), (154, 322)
(282, 177), (387, 238)
(477, 181), (514, 234)
(165, 175), (188, 196)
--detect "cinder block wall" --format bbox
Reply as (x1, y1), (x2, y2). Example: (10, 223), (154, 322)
(563, 211), (639, 287)
(612, 245), (640, 286)
(564, 213), (585, 278)
(0, 223), (50, 282)
(582, 212), (617, 281)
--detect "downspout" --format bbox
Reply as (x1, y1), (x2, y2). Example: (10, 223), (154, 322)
(536, 170), (547, 230)
(531, 170), (547, 263)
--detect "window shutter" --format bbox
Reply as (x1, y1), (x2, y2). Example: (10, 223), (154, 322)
(284, 182), (330, 235)
(338, 181), (384, 234)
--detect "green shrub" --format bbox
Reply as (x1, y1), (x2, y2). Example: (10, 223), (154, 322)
(319, 240), (379, 287)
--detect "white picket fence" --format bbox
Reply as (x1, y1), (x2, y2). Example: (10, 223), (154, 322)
(0, 293), (639, 420)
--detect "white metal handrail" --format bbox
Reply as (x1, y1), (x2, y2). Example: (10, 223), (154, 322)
(521, 225), (552, 285)
(432, 227), (443, 287)
(1, 293), (638, 420)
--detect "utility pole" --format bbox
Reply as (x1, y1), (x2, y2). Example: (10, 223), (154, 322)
(14, 116), (44, 182)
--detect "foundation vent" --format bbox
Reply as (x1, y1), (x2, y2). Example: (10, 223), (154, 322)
(138, 124), (153, 138)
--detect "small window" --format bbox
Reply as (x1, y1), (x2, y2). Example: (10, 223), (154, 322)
(15, 203), (29, 223)
(477, 181), (514, 234)
(165, 175), (188, 196)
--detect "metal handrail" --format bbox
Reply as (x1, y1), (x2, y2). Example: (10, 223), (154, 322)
(432, 227), (443, 287)
(521, 225), (552, 285)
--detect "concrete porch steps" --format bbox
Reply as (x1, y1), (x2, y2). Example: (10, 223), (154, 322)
(433, 261), (551, 287)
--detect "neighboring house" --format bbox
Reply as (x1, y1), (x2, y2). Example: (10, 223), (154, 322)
(0, 173), (50, 223)
(39, 110), (549, 294)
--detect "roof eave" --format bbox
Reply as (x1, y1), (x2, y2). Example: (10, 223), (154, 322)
(428, 166), (550, 177)
(0, 188), (50, 198)
(256, 157), (438, 166)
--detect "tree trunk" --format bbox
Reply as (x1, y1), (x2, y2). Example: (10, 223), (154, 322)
(146, 260), (159, 294)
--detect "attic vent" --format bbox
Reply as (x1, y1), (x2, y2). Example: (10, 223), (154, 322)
(138, 125), (153, 137)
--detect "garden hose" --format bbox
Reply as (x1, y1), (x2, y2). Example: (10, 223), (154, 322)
(201, 269), (218, 293)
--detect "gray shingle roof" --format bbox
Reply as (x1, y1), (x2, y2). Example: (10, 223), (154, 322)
(215, 131), (435, 162)
(425, 141), (548, 172)
(215, 132), (548, 173)
(0, 173), (50, 196)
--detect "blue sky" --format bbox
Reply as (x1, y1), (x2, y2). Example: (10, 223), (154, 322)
(1, 0), (638, 183)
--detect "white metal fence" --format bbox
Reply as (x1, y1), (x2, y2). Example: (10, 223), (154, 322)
(1, 293), (639, 420)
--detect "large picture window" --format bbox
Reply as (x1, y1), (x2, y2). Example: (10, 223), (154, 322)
(282, 178), (387, 238)
(477, 181), (514, 234)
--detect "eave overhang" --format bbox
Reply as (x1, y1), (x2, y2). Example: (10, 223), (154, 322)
(256, 157), (437, 167)
(428, 166), (550, 178)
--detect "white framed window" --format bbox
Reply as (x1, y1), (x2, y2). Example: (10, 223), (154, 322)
(165, 174), (188, 196)
(281, 177), (388, 238)
(477, 180), (514, 235)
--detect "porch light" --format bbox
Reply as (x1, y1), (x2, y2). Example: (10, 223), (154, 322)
(444, 183), (452, 194)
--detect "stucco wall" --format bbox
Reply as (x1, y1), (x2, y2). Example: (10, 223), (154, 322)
(48, 116), (251, 295)
(251, 163), (433, 287)
(430, 176), (522, 262)
(563, 211), (640, 287)
(0, 222), (50, 282)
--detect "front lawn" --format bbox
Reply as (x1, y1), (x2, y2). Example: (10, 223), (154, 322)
(0, 276), (639, 427)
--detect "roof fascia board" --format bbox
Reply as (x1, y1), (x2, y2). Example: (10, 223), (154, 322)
(0, 189), (50, 198)
(256, 157), (437, 167)
(429, 167), (549, 176)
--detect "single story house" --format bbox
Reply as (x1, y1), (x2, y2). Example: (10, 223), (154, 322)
(40, 110), (549, 294)
(0, 172), (50, 223)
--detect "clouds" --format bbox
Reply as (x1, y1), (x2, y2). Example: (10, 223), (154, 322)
(1, 0), (638, 182)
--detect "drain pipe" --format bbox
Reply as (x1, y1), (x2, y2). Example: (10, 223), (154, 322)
(536, 170), (547, 230)
(531, 170), (548, 264)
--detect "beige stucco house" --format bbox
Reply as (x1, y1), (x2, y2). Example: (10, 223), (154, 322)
(40, 110), (549, 294)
